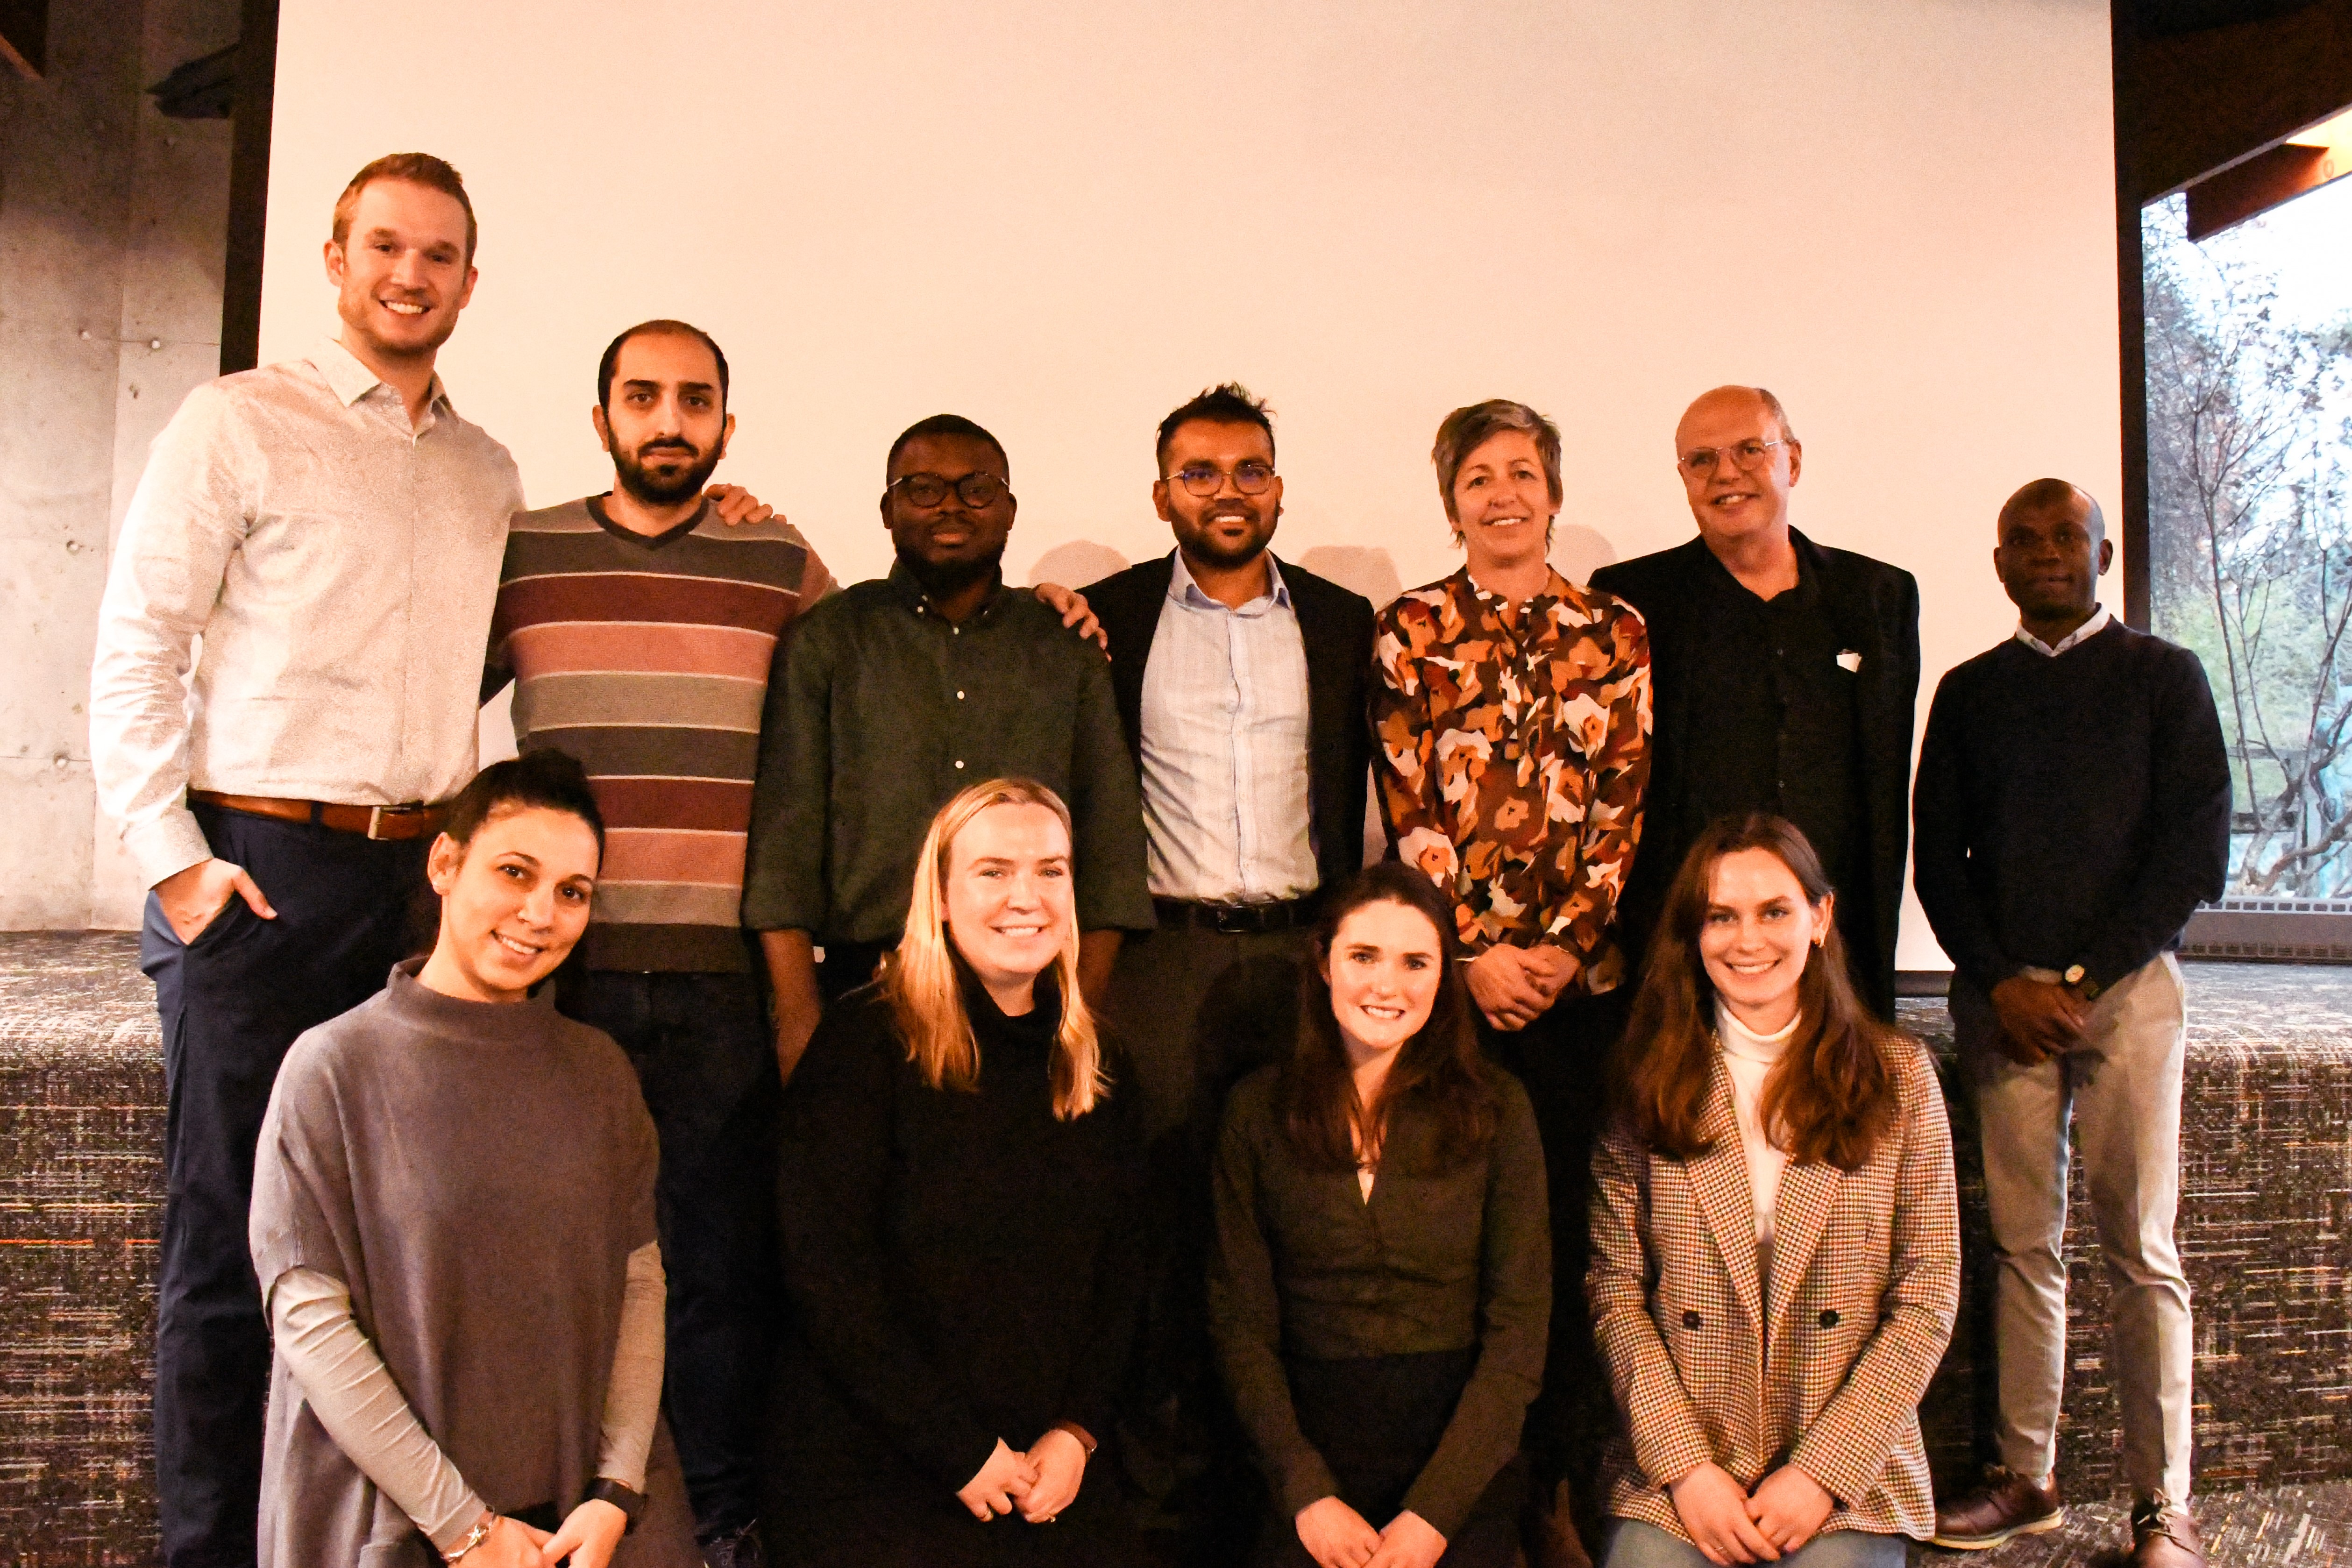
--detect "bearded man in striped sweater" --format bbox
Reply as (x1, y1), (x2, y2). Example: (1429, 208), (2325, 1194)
(482, 319), (819, 1568)
(483, 321), (1105, 1568)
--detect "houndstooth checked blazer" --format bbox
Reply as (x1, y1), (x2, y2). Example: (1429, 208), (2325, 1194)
(1586, 1034), (1960, 1544)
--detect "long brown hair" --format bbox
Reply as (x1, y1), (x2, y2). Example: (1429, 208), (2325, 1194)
(1615, 814), (1897, 1171)
(1282, 863), (1495, 1171)
(882, 778), (1106, 1120)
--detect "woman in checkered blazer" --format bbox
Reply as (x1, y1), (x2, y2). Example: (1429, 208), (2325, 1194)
(1587, 815), (1960, 1568)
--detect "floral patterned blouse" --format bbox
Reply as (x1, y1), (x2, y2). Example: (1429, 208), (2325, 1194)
(1372, 566), (1652, 993)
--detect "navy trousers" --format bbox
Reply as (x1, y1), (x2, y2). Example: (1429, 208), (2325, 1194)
(143, 802), (428, 1568)
(557, 966), (781, 1541)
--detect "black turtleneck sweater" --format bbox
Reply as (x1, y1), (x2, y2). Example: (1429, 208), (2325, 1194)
(1912, 620), (2230, 996)
(770, 970), (1148, 1513)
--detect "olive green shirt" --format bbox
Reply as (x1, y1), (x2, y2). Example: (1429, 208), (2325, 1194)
(741, 563), (1153, 944)
(1207, 1064), (1551, 1537)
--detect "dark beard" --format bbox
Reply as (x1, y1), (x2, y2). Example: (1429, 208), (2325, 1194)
(898, 542), (1007, 602)
(1185, 529), (1269, 571)
(613, 442), (722, 506)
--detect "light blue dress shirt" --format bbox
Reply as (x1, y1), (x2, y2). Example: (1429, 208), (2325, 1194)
(1138, 551), (1318, 903)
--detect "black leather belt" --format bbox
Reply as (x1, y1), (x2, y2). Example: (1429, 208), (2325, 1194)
(1152, 894), (1322, 935)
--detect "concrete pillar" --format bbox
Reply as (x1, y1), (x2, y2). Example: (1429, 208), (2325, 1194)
(93, 2), (238, 929)
(0, 0), (235, 930)
(0, 2), (142, 931)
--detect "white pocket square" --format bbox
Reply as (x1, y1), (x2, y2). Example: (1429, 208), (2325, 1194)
(1836, 649), (1863, 673)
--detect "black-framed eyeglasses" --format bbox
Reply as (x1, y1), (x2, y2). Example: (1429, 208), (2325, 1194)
(1677, 438), (1789, 478)
(888, 471), (1012, 509)
(1168, 461), (1276, 498)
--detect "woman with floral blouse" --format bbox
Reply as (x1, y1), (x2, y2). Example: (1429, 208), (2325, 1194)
(1372, 397), (1652, 1565)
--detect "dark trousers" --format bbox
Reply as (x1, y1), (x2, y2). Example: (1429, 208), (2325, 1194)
(816, 939), (893, 1004)
(1478, 985), (1631, 1536)
(142, 802), (428, 1568)
(1103, 923), (1309, 1561)
(557, 967), (781, 1541)
(1259, 1350), (1524, 1568)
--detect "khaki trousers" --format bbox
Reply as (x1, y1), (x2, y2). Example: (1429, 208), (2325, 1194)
(1953, 953), (2193, 1503)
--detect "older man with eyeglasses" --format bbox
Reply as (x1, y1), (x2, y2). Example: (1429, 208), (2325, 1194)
(742, 414), (1154, 1079)
(1591, 386), (1920, 1018)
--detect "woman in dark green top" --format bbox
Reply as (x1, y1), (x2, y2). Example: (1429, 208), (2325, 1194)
(1209, 863), (1552, 1568)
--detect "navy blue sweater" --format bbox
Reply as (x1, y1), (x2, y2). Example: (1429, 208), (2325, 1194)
(1912, 621), (2230, 995)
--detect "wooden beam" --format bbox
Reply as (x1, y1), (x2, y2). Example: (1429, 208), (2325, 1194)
(2186, 142), (2330, 237)
(0, 0), (48, 79)
(221, 0), (279, 376)
(2127, 0), (2352, 199)
(2116, 0), (2153, 631)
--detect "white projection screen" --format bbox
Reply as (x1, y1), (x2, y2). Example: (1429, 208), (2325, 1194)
(257, 0), (2121, 971)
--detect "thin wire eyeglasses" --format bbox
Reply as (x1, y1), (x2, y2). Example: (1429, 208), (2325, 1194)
(1677, 438), (1789, 478)
(1168, 461), (1276, 497)
(888, 472), (1011, 509)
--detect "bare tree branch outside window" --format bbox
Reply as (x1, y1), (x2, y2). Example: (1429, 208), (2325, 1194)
(2146, 198), (2352, 896)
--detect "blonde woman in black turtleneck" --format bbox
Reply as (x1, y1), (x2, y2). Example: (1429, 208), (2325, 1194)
(765, 778), (1149, 1568)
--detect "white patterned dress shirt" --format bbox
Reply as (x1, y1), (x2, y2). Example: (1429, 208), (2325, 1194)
(1137, 550), (1318, 903)
(90, 338), (523, 887)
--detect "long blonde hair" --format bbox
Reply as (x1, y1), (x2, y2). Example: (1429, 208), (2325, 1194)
(883, 778), (1106, 1120)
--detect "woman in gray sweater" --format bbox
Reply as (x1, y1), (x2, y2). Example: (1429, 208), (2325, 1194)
(1209, 863), (1552, 1568)
(249, 751), (694, 1568)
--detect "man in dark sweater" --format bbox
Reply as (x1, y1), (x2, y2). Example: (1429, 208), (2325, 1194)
(1913, 479), (2228, 1568)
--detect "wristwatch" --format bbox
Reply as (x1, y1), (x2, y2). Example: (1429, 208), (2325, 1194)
(588, 1478), (647, 1533)
(2061, 964), (2103, 1001)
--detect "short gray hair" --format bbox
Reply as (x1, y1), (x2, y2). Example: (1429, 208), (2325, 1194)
(1432, 399), (1563, 532)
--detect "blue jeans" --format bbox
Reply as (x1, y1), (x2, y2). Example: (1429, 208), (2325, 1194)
(557, 967), (780, 1540)
(1603, 1519), (1909, 1568)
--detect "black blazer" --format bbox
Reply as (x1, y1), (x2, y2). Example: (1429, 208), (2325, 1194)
(1591, 530), (1920, 1016)
(1083, 551), (1377, 899)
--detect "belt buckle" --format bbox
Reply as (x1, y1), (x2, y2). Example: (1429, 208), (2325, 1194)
(367, 805), (422, 841)
(1211, 902), (1257, 935)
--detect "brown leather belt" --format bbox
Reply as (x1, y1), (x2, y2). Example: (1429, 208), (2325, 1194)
(189, 790), (448, 841)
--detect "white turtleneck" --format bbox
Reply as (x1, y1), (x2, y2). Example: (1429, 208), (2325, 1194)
(1717, 1006), (1798, 1284)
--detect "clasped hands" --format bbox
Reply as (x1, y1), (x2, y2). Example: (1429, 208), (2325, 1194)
(1669, 1460), (1834, 1565)
(455, 1498), (626, 1568)
(1466, 943), (1576, 1032)
(955, 1431), (1088, 1525)
(1987, 973), (2093, 1065)
(1295, 1495), (1446, 1568)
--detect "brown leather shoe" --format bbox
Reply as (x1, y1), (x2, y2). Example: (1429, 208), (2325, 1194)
(1932, 1467), (2064, 1550)
(2132, 1500), (2206, 1568)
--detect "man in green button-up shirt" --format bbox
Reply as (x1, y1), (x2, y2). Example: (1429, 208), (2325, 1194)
(744, 414), (1153, 1078)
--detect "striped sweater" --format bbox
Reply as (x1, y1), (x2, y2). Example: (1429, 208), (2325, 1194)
(485, 496), (833, 972)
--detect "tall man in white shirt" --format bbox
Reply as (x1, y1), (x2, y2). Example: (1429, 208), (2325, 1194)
(1081, 384), (1376, 1558)
(86, 155), (778, 1568)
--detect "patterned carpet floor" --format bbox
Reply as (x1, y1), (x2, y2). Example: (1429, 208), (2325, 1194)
(1911, 1483), (2352, 1565)
(1, 935), (2347, 1565)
